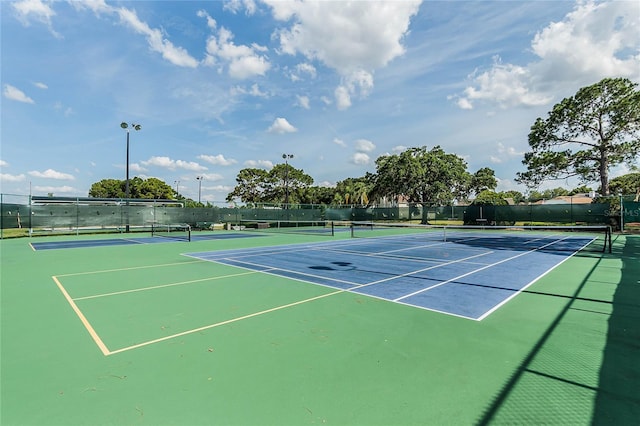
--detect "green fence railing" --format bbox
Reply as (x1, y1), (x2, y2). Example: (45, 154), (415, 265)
(1, 194), (638, 238)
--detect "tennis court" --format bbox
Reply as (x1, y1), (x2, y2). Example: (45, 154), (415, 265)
(1, 226), (638, 425)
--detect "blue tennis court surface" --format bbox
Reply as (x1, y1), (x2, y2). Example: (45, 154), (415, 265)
(185, 232), (596, 320)
(30, 232), (261, 250)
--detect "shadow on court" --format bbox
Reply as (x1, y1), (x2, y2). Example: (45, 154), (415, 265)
(476, 234), (640, 424)
(592, 235), (640, 423)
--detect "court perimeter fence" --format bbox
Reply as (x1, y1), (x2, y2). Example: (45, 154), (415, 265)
(1, 194), (639, 239)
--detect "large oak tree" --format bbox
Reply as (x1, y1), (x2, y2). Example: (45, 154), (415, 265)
(373, 146), (478, 223)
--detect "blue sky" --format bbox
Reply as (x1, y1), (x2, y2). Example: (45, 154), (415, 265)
(1, 0), (639, 202)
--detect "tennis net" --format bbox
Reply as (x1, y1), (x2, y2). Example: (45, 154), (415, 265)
(151, 223), (191, 242)
(238, 220), (335, 236)
(350, 222), (611, 253)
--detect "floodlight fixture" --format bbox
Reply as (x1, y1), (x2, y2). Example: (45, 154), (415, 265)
(120, 122), (142, 231)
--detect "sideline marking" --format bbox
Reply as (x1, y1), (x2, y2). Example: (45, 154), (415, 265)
(395, 236), (574, 302)
(52, 276), (111, 356)
(56, 259), (206, 277)
(108, 288), (345, 356)
(73, 270), (261, 301)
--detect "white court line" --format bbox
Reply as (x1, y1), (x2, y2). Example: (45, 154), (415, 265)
(212, 249), (496, 293)
(476, 236), (596, 321)
(394, 236), (573, 302)
(56, 259), (206, 277)
(73, 269), (263, 301)
(107, 288), (346, 356)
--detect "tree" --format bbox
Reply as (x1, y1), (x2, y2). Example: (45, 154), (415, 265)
(88, 177), (174, 199)
(225, 168), (272, 204)
(608, 172), (640, 195)
(334, 177), (373, 206)
(300, 186), (336, 205)
(373, 146), (472, 223)
(89, 179), (125, 198)
(499, 190), (525, 204)
(516, 78), (640, 195)
(131, 177), (175, 199)
(268, 163), (314, 204)
(470, 167), (498, 195)
(569, 185), (593, 195)
(225, 164), (313, 204)
(473, 190), (508, 206)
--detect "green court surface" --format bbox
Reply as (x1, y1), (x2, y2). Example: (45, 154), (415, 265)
(1, 231), (638, 425)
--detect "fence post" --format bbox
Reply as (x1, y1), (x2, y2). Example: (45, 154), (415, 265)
(620, 195), (624, 232)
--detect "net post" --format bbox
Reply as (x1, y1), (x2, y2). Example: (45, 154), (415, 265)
(330, 221), (334, 236)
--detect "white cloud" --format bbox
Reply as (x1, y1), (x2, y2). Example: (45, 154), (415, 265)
(231, 83), (268, 97)
(266, 0), (421, 109)
(392, 145), (407, 153)
(69, 1), (198, 67)
(296, 63), (317, 78)
(317, 180), (335, 188)
(0, 173), (26, 182)
(296, 95), (310, 109)
(196, 9), (217, 30)
(267, 117), (297, 134)
(115, 7), (198, 68)
(0, 160), (8, 167)
(223, 0), (257, 16)
(198, 154), (238, 166)
(460, 57), (553, 109)
(268, 1), (421, 73)
(3, 84), (35, 103)
(203, 25), (271, 79)
(456, 97), (473, 110)
(531, 1), (640, 80)
(141, 156), (208, 171)
(335, 85), (351, 110)
(490, 142), (525, 164)
(53, 101), (74, 117)
(33, 185), (77, 194)
(351, 152), (371, 165)
(355, 139), (376, 153)
(28, 169), (74, 180)
(129, 163), (148, 172)
(33, 82), (48, 89)
(244, 159), (274, 169)
(333, 138), (346, 148)
(456, 1), (640, 109)
(199, 173), (224, 182)
(12, 0), (60, 37)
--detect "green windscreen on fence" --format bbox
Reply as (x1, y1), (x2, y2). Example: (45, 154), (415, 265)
(2, 195), (638, 238)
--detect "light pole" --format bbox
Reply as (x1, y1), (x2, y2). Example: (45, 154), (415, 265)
(196, 176), (204, 204)
(282, 154), (294, 207)
(120, 122), (141, 232)
(174, 180), (180, 198)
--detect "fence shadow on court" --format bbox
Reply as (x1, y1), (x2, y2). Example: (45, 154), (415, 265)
(476, 234), (640, 425)
(591, 235), (640, 424)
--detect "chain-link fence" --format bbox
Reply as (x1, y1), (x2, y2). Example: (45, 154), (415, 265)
(1, 194), (638, 238)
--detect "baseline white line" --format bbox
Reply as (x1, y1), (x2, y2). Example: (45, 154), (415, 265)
(52, 276), (111, 356)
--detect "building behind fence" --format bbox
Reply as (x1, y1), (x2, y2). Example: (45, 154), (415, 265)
(1, 193), (639, 238)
